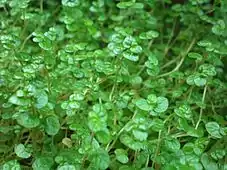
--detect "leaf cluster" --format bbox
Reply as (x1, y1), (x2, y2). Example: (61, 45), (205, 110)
(0, 0), (227, 169)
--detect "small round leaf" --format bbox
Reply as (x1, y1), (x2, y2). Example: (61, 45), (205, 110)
(44, 115), (60, 136)
(115, 149), (129, 164)
(14, 144), (31, 159)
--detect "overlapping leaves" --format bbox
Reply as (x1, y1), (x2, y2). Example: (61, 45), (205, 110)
(0, 0), (227, 170)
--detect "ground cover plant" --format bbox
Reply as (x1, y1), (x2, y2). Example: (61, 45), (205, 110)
(0, 0), (227, 169)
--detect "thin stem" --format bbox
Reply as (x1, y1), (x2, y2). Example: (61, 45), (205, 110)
(145, 154), (150, 168)
(133, 150), (137, 163)
(20, 10), (28, 38)
(137, 65), (146, 76)
(148, 39), (153, 49)
(81, 154), (88, 169)
(210, 100), (218, 115)
(160, 56), (180, 70)
(152, 130), (162, 168)
(158, 38), (196, 78)
(164, 18), (177, 55)
(195, 85), (207, 129)
(167, 126), (171, 134)
(3, 5), (8, 14)
(109, 56), (123, 101)
(106, 111), (137, 152)
(44, 65), (52, 94)
(90, 131), (95, 144)
(171, 133), (189, 138)
(106, 124), (127, 152)
(20, 33), (33, 51)
(24, 132), (31, 145)
(187, 86), (194, 100)
(40, 0), (43, 13)
(163, 114), (174, 124)
(109, 83), (116, 101)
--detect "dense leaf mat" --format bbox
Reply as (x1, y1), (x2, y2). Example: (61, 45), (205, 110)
(0, 0), (227, 169)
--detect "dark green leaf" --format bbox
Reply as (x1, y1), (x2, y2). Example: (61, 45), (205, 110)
(212, 20), (225, 35)
(44, 115), (60, 136)
(16, 112), (40, 128)
(201, 153), (218, 170)
(88, 148), (110, 170)
(32, 156), (54, 170)
(205, 122), (222, 138)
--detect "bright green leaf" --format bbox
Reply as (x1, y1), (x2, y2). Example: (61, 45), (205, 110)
(130, 45), (142, 54)
(135, 98), (151, 111)
(132, 129), (148, 141)
(34, 90), (48, 109)
(205, 122), (222, 138)
(151, 118), (164, 132)
(8, 95), (30, 106)
(115, 149), (129, 164)
(2, 160), (21, 170)
(14, 144), (31, 159)
(117, 1), (134, 9)
(154, 97), (169, 113)
(194, 77), (207, 86)
(164, 138), (181, 152)
(188, 52), (203, 61)
(212, 20), (225, 35)
(57, 165), (76, 170)
(96, 130), (111, 144)
(62, 0), (80, 7)
(123, 52), (139, 61)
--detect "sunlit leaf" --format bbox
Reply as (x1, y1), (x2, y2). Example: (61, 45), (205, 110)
(14, 144), (31, 159)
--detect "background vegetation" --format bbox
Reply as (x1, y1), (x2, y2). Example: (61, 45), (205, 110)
(0, 0), (227, 169)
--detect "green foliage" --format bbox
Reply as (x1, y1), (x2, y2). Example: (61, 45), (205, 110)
(14, 144), (32, 159)
(0, 0), (227, 169)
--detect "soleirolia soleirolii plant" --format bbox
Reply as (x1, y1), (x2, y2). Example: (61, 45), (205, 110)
(0, 0), (227, 169)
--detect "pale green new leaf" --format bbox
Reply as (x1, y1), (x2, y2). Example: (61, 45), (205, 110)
(14, 144), (31, 159)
